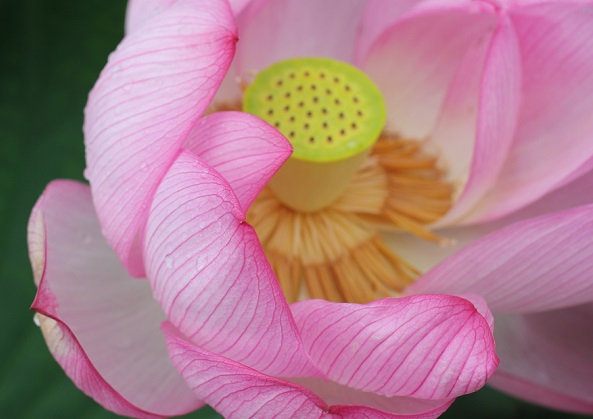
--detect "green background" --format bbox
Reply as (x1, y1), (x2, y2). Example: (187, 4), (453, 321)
(0, 1), (589, 418)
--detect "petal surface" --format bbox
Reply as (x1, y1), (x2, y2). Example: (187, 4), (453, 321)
(292, 378), (453, 418)
(407, 204), (593, 313)
(435, 14), (521, 225)
(291, 295), (498, 400)
(125, 0), (176, 34)
(29, 181), (200, 417)
(144, 151), (318, 377)
(361, 2), (496, 139)
(165, 325), (452, 419)
(234, 0), (366, 74)
(465, 1), (593, 222)
(490, 304), (593, 414)
(182, 111), (292, 213)
(84, 0), (237, 275)
(164, 324), (330, 419)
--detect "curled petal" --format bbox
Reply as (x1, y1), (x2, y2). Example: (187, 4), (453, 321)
(165, 324), (452, 419)
(466, 1), (593, 222)
(84, 0), (237, 275)
(291, 295), (498, 400)
(29, 181), (200, 417)
(183, 111), (292, 213)
(164, 323), (330, 419)
(361, 2), (496, 139)
(435, 15), (521, 225)
(490, 305), (593, 414)
(144, 151), (318, 377)
(293, 378), (454, 418)
(407, 205), (593, 313)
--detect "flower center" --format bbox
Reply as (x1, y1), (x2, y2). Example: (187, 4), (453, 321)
(243, 58), (386, 212)
(217, 58), (454, 304)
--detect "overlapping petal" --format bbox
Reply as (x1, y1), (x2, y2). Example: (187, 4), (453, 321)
(84, 0), (237, 275)
(361, 3), (496, 139)
(291, 295), (498, 400)
(466, 1), (593, 222)
(407, 204), (593, 313)
(29, 181), (200, 418)
(292, 378), (454, 417)
(182, 111), (292, 213)
(490, 305), (593, 414)
(165, 324), (453, 418)
(234, 0), (366, 74)
(143, 151), (318, 377)
(435, 15), (521, 225)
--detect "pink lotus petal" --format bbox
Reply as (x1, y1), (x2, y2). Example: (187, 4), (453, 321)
(125, 0), (176, 34)
(234, 0), (366, 75)
(465, 1), (593, 222)
(144, 150), (318, 377)
(84, 0), (237, 276)
(165, 324), (452, 418)
(164, 323), (330, 419)
(292, 378), (454, 418)
(361, 3), (496, 139)
(29, 180), (200, 417)
(386, 165), (593, 275)
(227, 0), (253, 15)
(183, 111), (292, 213)
(406, 204), (593, 313)
(435, 15), (522, 225)
(291, 295), (498, 400)
(490, 305), (593, 414)
(354, 0), (431, 65)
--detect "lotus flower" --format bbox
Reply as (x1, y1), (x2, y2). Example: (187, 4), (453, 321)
(28, 0), (593, 417)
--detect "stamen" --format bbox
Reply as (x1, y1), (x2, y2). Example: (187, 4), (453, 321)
(212, 64), (454, 304)
(248, 133), (453, 303)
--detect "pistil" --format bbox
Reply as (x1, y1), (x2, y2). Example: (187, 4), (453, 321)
(243, 58), (386, 212)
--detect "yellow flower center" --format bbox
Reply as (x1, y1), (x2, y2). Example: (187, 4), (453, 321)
(243, 58), (386, 212)
(216, 58), (454, 304)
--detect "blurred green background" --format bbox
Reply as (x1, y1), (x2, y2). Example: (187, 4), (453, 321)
(0, 1), (589, 418)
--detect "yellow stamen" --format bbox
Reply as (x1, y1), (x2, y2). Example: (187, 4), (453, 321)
(213, 60), (454, 304)
(247, 133), (452, 303)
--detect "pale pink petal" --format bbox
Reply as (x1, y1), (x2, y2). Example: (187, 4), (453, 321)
(227, 0), (253, 15)
(29, 181), (200, 417)
(182, 111), (292, 213)
(164, 324), (330, 419)
(292, 378), (454, 418)
(386, 163), (593, 277)
(361, 2), (496, 139)
(291, 295), (498, 400)
(354, 0), (431, 65)
(234, 0), (366, 75)
(84, 0), (237, 276)
(125, 0), (176, 34)
(144, 151), (318, 377)
(406, 204), (593, 313)
(464, 1), (593, 222)
(165, 325), (452, 419)
(490, 305), (593, 414)
(435, 15), (522, 225)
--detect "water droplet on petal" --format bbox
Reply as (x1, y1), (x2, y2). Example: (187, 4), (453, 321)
(33, 313), (41, 327)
